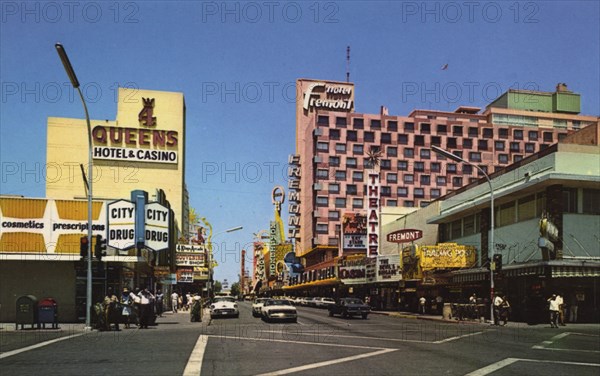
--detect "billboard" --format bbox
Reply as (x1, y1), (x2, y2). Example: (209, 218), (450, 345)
(420, 243), (477, 270)
(342, 213), (367, 250)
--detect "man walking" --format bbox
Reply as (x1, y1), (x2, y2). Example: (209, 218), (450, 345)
(493, 294), (504, 326)
(548, 294), (560, 328)
(171, 291), (179, 313)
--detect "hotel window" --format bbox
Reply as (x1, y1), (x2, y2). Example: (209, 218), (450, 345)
(477, 165), (488, 177)
(553, 119), (567, 129)
(420, 175), (431, 185)
(437, 176), (447, 186)
(437, 124), (447, 134)
(496, 201), (516, 227)
(387, 120), (398, 131)
(371, 119), (381, 129)
(404, 201), (415, 208)
(495, 141), (505, 150)
(398, 187), (409, 197)
(463, 165), (473, 174)
(352, 198), (364, 208)
(415, 135), (425, 146)
(499, 154), (509, 164)
(398, 161), (408, 171)
(447, 163), (457, 173)
(328, 211), (340, 220)
(463, 139), (473, 149)
(499, 128), (509, 138)
(316, 169), (328, 179)
(364, 132), (375, 142)
(316, 196), (328, 206)
(540, 144), (550, 151)
(453, 150), (463, 159)
(453, 125), (463, 136)
(381, 186), (392, 197)
(347, 130), (357, 141)
(528, 131), (538, 141)
(543, 132), (553, 142)
(582, 189), (600, 214)
(316, 223), (328, 233)
(404, 174), (414, 184)
(404, 122), (415, 131)
(381, 133), (392, 144)
(431, 188), (441, 198)
(514, 129), (523, 140)
(420, 201), (430, 208)
(335, 171), (347, 180)
(346, 157), (357, 168)
(404, 148), (414, 158)
(558, 133), (568, 142)
(517, 194), (536, 221)
(387, 147), (398, 157)
(335, 143), (347, 153)
(387, 173), (398, 183)
(399, 134), (409, 145)
(415, 161), (425, 172)
(483, 128), (493, 138)
(330, 129), (341, 140)
(317, 116), (329, 125)
(468, 127), (478, 137)
(469, 152), (482, 162)
(478, 139), (488, 151)
(381, 159), (392, 170)
(420, 149), (431, 159)
(335, 197), (346, 208)
(353, 171), (363, 181)
(347, 184), (358, 195)
(447, 138), (457, 149)
(525, 143), (535, 153)
(510, 142), (520, 152)
(329, 183), (340, 193)
(514, 155), (523, 162)
(452, 176), (463, 187)
(572, 120), (581, 130)
(414, 188), (425, 198)
(335, 117), (347, 127)
(329, 156), (340, 167)
(387, 200), (398, 207)
(353, 118), (364, 129)
(317, 142), (329, 152)
(421, 123), (431, 133)
(353, 144), (364, 154)
(431, 162), (441, 172)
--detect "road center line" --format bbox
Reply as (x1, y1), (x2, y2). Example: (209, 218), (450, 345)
(434, 331), (483, 343)
(255, 348), (398, 376)
(257, 330), (431, 344)
(207, 335), (391, 351)
(183, 334), (208, 376)
(0, 333), (84, 359)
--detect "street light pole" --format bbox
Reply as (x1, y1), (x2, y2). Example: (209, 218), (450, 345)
(203, 222), (243, 298)
(55, 43), (94, 330)
(431, 146), (495, 324)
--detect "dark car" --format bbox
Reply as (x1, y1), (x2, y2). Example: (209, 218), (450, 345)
(328, 298), (371, 319)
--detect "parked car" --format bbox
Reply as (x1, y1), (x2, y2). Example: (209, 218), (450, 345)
(315, 297), (336, 309)
(328, 298), (371, 319)
(261, 299), (298, 323)
(210, 296), (239, 319)
(252, 297), (270, 317)
(306, 297), (319, 308)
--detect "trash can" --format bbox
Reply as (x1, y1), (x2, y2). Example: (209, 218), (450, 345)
(38, 298), (59, 329)
(16, 295), (38, 330)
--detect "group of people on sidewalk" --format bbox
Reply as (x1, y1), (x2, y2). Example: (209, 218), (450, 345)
(169, 291), (203, 318)
(547, 293), (569, 328)
(98, 287), (165, 331)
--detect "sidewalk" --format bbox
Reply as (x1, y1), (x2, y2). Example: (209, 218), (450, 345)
(370, 310), (519, 327)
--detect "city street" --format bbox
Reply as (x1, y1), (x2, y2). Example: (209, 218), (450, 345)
(1, 302), (599, 375)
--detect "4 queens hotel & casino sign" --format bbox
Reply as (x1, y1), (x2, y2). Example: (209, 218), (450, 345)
(92, 98), (179, 164)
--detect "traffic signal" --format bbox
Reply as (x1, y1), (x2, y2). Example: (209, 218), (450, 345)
(94, 235), (107, 261)
(493, 254), (503, 272)
(79, 236), (88, 260)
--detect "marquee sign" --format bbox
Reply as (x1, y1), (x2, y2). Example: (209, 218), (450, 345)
(342, 213), (367, 251)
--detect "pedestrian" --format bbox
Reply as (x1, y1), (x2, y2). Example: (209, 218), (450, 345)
(493, 294), (504, 325)
(499, 295), (510, 326)
(103, 288), (120, 331)
(548, 294), (560, 328)
(469, 293), (477, 304)
(121, 287), (134, 329)
(568, 294), (579, 323)
(419, 296), (426, 314)
(138, 288), (154, 329)
(156, 290), (164, 317)
(171, 291), (179, 313)
(556, 293), (566, 326)
(186, 292), (192, 311)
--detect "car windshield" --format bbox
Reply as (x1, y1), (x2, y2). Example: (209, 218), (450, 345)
(214, 297), (236, 303)
(265, 299), (292, 306)
(255, 298), (268, 304)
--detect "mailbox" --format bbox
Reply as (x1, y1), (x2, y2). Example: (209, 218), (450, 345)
(38, 298), (59, 329)
(15, 295), (38, 330)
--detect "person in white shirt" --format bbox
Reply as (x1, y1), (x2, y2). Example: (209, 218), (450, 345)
(493, 294), (504, 325)
(556, 294), (566, 326)
(548, 294), (560, 328)
(171, 291), (179, 313)
(419, 296), (426, 314)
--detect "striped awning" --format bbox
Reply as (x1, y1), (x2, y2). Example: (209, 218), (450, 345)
(551, 266), (600, 278)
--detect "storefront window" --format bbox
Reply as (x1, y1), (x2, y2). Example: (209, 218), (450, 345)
(496, 201), (516, 227)
(518, 194), (536, 221)
(582, 189), (600, 214)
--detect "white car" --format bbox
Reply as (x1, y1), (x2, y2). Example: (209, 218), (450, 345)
(315, 297), (336, 309)
(252, 297), (270, 317)
(261, 299), (297, 323)
(210, 296), (239, 319)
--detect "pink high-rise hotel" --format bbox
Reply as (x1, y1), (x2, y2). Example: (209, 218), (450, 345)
(290, 79), (598, 277)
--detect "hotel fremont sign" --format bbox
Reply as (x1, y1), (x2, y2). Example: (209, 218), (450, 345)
(302, 82), (353, 112)
(92, 98), (179, 164)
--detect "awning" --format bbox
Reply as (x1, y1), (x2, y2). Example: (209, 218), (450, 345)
(551, 266), (600, 278)
(283, 278), (339, 290)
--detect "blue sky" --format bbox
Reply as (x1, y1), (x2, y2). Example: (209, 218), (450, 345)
(1, 1), (599, 284)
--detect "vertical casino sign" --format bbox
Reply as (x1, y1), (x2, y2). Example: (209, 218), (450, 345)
(367, 171), (380, 257)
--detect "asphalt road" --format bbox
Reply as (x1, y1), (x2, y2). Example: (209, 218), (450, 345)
(1, 301), (599, 375)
